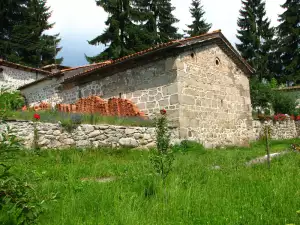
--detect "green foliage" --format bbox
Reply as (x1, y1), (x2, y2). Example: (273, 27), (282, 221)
(60, 116), (81, 133)
(236, 0), (276, 81)
(4, 140), (300, 224)
(172, 140), (205, 154)
(86, 0), (147, 62)
(150, 114), (174, 183)
(276, 0), (300, 84)
(270, 78), (278, 88)
(0, 119), (44, 224)
(272, 91), (297, 114)
(0, 0), (62, 67)
(250, 78), (274, 112)
(87, 0), (181, 63)
(184, 0), (211, 37)
(0, 89), (25, 111)
(0, 125), (23, 159)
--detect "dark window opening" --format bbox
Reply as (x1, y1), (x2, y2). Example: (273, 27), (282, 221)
(191, 53), (195, 58)
(119, 93), (122, 98)
(216, 57), (220, 66)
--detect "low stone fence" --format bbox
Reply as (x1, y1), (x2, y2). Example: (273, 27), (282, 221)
(1, 120), (299, 150)
(0, 121), (178, 149)
(252, 119), (298, 140)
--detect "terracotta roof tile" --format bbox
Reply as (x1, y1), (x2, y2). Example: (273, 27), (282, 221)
(0, 59), (51, 75)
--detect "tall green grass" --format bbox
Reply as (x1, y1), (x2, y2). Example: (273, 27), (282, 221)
(7, 139), (300, 225)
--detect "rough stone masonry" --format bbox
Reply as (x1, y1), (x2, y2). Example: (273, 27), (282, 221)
(20, 31), (255, 148)
(0, 119), (297, 150)
(0, 121), (178, 149)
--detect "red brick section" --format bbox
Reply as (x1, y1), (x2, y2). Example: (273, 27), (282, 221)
(55, 96), (146, 118)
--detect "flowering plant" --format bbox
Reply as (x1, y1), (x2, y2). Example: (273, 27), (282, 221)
(160, 109), (167, 115)
(33, 113), (40, 121)
(273, 114), (287, 121)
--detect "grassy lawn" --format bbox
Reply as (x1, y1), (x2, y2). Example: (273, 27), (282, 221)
(6, 139), (300, 225)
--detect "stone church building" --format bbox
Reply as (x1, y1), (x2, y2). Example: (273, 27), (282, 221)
(17, 30), (254, 147)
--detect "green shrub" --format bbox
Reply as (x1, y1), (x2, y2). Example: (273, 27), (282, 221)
(250, 78), (274, 113)
(0, 119), (44, 224)
(0, 89), (25, 111)
(150, 111), (174, 183)
(172, 140), (205, 154)
(272, 91), (298, 115)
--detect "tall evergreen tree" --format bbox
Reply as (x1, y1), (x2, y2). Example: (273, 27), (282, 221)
(87, 0), (181, 63)
(0, 0), (62, 67)
(236, 0), (275, 81)
(184, 0), (211, 37)
(86, 0), (146, 63)
(277, 0), (300, 84)
(136, 0), (181, 44)
(0, 0), (28, 61)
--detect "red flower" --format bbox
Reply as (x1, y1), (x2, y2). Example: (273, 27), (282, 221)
(160, 109), (167, 115)
(33, 113), (40, 120)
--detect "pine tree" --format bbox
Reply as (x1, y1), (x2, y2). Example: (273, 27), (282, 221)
(13, 0), (63, 67)
(136, 0), (181, 44)
(0, 0), (62, 67)
(277, 0), (300, 84)
(86, 0), (144, 63)
(0, 0), (28, 61)
(185, 0), (211, 37)
(236, 0), (275, 81)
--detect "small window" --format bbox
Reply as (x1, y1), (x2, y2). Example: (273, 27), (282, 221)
(191, 53), (195, 58)
(0, 68), (3, 73)
(119, 93), (122, 98)
(215, 57), (221, 66)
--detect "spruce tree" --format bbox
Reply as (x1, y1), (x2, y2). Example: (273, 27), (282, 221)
(136, 0), (181, 44)
(185, 0), (211, 37)
(0, 0), (28, 61)
(236, 0), (275, 81)
(0, 0), (62, 67)
(277, 0), (300, 84)
(86, 0), (145, 63)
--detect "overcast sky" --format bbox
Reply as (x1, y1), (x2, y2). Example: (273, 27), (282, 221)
(46, 0), (285, 66)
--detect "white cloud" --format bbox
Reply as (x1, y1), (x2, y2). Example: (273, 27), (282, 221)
(46, 0), (285, 66)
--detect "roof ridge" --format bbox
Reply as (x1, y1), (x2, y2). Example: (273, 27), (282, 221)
(64, 30), (222, 82)
(61, 60), (112, 72)
(0, 58), (51, 74)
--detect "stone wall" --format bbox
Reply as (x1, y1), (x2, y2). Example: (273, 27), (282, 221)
(20, 77), (63, 107)
(176, 44), (252, 148)
(252, 119), (297, 140)
(0, 121), (179, 149)
(61, 58), (180, 122)
(1, 120), (298, 150)
(0, 66), (45, 90)
(22, 58), (180, 123)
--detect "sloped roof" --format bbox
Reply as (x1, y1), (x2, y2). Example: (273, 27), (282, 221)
(19, 30), (254, 90)
(63, 30), (254, 83)
(41, 64), (71, 71)
(0, 59), (51, 75)
(18, 60), (112, 90)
